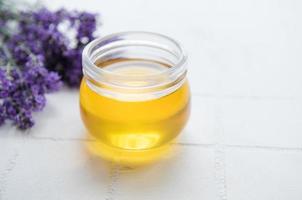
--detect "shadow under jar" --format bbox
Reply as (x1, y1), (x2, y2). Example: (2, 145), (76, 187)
(80, 32), (190, 164)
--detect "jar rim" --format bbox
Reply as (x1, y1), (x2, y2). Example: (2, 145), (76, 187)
(82, 31), (187, 80)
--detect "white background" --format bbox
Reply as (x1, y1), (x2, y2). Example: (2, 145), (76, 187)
(1, 0), (302, 199)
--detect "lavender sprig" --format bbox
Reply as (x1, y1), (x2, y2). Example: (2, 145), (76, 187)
(0, 2), (99, 130)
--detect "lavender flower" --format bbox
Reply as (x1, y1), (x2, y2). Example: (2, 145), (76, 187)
(0, 69), (10, 98)
(13, 109), (34, 130)
(0, 105), (5, 126)
(0, 4), (99, 130)
(8, 8), (97, 86)
(76, 12), (97, 43)
(0, 64), (62, 129)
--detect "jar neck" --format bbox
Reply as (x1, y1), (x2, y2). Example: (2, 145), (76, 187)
(82, 31), (187, 101)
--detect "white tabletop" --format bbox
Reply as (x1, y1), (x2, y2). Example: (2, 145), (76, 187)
(1, 0), (302, 199)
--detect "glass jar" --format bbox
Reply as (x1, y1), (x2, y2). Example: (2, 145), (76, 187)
(80, 31), (190, 165)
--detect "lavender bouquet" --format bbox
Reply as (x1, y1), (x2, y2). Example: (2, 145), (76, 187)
(0, 0), (99, 129)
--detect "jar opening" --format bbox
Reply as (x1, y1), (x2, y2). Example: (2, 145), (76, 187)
(82, 31), (187, 101)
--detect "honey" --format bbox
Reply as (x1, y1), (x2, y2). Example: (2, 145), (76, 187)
(80, 32), (190, 165)
(81, 58), (190, 149)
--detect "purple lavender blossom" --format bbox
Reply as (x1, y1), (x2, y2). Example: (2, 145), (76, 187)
(0, 69), (10, 98)
(0, 6), (99, 130)
(76, 12), (97, 43)
(8, 8), (98, 86)
(13, 109), (35, 130)
(0, 65), (61, 129)
(0, 105), (5, 126)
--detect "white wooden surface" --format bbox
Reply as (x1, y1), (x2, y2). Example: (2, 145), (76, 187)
(1, 0), (302, 199)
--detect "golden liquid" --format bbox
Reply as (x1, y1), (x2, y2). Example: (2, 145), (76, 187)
(80, 58), (190, 166)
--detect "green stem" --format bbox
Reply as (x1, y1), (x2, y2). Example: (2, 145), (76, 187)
(1, 41), (16, 72)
